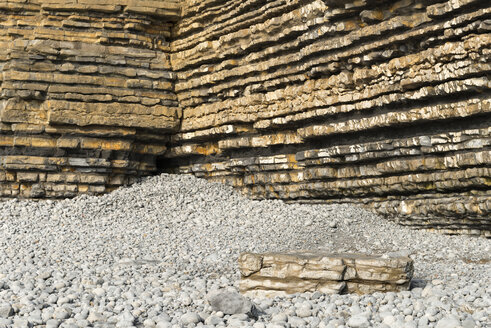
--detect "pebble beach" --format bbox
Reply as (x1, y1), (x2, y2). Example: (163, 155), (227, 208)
(0, 174), (489, 328)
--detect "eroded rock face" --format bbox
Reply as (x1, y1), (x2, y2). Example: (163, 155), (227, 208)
(0, 0), (181, 198)
(168, 0), (491, 236)
(0, 0), (490, 235)
(238, 252), (414, 297)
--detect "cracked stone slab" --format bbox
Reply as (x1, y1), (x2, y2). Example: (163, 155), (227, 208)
(239, 251), (414, 297)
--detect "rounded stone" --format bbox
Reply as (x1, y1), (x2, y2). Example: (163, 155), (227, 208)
(347, 314), (369, 328)
(180, 312), (201, 325)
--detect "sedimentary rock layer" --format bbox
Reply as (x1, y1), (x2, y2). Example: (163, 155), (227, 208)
(0, 0), (181, 197)
(0, 0), (489, 236)
(168, 0), (491, 236)
(239, 252), (414, 297)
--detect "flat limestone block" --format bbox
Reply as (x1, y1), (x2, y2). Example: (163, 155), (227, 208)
(239, 251), (413, 297)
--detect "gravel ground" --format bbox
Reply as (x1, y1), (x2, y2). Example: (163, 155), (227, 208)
(0, 174), (489, 328)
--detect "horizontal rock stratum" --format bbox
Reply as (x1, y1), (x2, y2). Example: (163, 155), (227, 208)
(0, 0), (490, 236)
(0, 0), (181, 198)
(238, 252), (414, 297)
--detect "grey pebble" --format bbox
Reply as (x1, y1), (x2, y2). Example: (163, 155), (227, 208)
(271, 313), (288, 323)
(0, 304), (13, 318)
(180, 312), (201, 325)
(12, 318), (30, 328)
(155, 322), (172, 328)
(295, 305), (312, 318)
(0, 174), (489, 328)
(46, 319), (61, 328)
(208, 290), (252, 315)
(204, 315), (223, 325)
(288, 316), (307, 327)
(53, 308), (71, 320)
(346, 314), (369, 328)
(435, 316), (461, 328)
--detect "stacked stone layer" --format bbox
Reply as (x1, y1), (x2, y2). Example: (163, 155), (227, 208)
(0, 0), (490, 235)
(168, 0), (491, 236)
(238, 252), (414, 297)
(0, 0), (181, 197)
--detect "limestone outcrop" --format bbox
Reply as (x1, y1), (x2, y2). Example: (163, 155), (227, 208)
(0, 0), (180, 197)
(238, 252), (414, 297)
(168, 0), (490, 236)
(0, 0), (490, 235)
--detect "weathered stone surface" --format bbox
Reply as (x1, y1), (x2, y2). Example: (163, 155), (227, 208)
(0, 0), (490, 236)
(238, 252), (414, 297)
(0, 0), (179, 198)
(167, 0), (490, 236)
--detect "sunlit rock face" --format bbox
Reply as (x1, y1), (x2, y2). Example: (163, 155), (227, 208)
(168, 0), (490, 236)
(0, 0), (181, 198)
(1, 0), (490, 236)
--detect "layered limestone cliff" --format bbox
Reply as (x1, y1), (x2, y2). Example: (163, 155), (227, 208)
(168, 0), (490, 236)
(0, 0), (490, 235)
(0, 0), (181, 197)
